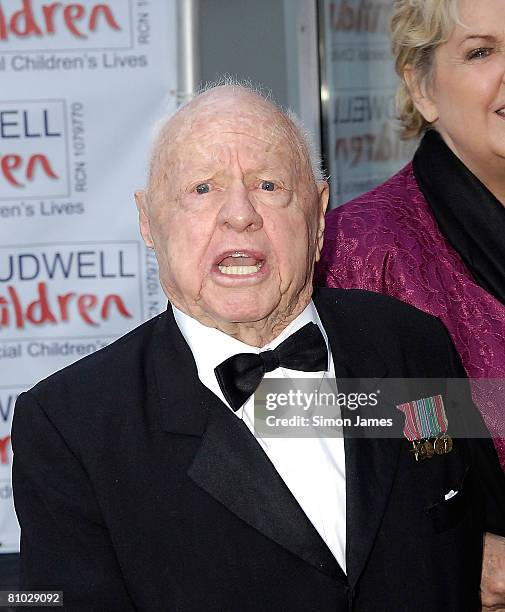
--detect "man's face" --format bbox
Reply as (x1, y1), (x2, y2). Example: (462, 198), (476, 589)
(137, 93), (328, 338)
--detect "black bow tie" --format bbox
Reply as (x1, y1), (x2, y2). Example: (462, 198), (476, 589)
(214, 322), (328, 412)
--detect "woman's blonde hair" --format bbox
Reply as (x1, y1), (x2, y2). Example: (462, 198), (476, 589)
(391, 0), (461, 139)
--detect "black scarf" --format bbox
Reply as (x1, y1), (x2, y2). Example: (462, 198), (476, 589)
(412, 130), (505, 305)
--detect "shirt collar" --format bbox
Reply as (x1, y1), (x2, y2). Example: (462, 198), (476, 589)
(172, 301), (330, 407)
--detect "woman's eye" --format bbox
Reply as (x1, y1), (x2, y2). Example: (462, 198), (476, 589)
(195, 183), (210, 194)
(260, 181), (275, 192)
(466, 47), (492, 60)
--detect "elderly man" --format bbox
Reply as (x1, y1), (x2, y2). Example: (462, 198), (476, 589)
(12, 85), (505, 611)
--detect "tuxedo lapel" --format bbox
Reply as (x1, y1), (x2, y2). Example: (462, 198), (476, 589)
(314, 289), (402, 587)
(343, 434), (401, 586)
(187, 397), (345, 581)
(151, 308), (345, 582)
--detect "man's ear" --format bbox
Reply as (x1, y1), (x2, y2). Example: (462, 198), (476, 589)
(404, 65), (439, 123)
(134, 190), (155, 249)
(315, 181), (330, 262)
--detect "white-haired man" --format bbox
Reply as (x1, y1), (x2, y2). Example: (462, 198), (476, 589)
(12, 85), (505, 611)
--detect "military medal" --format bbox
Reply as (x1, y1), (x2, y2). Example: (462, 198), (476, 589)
(423, 439), (434, 458)
(434, 433), (453, 455)
(429, 394), (453, 455)
(397, 394), (453, 461)
(411, 440), (426, 461)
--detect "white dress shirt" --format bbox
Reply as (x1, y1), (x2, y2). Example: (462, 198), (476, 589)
(172, 302), (347, 572)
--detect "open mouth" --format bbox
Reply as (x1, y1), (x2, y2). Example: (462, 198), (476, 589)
(495, 106), (505, 117)
(216, 251), (265, 276)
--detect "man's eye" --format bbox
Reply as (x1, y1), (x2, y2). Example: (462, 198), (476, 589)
(260, 181), (275, 192)
(195, 183), (210, 194)
(466, 47), (493, 60)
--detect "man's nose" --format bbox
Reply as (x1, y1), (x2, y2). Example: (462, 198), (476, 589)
(217, 181), (263, 232)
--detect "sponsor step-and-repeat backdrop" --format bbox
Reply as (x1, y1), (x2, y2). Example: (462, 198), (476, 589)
(320, 0), (417, 207)
(0, 0), (176, 552)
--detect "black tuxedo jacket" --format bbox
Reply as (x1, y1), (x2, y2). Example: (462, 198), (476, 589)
(12, 288), (505, 611)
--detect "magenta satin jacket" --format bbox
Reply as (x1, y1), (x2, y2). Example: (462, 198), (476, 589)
(316, 163), (505, 468)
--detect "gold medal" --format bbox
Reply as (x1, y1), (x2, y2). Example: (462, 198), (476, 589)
(423, 439), (434, 459)
(411, 441), (421, 461)
(434, 436), (445, 455)
(411, 440), (428, 461)
(441, 434), (453, 454)
(411, 435), (450, 461)
(434, 434), (453, 455)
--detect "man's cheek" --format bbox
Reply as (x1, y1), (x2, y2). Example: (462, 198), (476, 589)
(276, 257), (298, 291)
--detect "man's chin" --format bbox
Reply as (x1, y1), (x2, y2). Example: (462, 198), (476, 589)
(203, 294), (279, 329)
(212, 306), (274, 327)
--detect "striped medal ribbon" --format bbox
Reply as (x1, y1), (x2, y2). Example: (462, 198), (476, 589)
(396, 394), (452, 460)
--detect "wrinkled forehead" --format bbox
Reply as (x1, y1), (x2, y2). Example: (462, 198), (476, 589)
(176, 124), (296, 174)
(173, 102), (298, 164)
(149, 92), (309, 187)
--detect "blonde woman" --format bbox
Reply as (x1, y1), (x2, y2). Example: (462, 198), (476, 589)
(316, 0), (505, 608)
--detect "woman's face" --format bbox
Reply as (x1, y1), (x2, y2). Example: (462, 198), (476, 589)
(414, 0), (505, 187)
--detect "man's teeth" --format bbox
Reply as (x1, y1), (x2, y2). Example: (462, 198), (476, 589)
(218, 262), (263, 275)
(497, 109), (505, 116)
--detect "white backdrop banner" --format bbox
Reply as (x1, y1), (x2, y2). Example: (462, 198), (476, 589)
(0, 0), (176, 552)
(320, 0), (417, 207)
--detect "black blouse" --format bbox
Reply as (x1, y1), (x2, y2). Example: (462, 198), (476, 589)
(413, 130), (505, 305)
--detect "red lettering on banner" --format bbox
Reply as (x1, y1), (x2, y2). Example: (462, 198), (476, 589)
(26, 154), (58, 181)
(0, 282), (133, 329)
(0, 1), (121, 40)
(8, 286), (23, 328)
(64, 4), (85, 38)
(57, 292), (74, 321)
(26, 281), (57, 325)
(334, 123), (416, 168)
(0, 8), (5, 38)
(0, 298), (7, 326)
(41, 3), (59, 33)
(89, 5), (119, 33)
(0, 436), (10, 465)
(1, 154), (22, 187)
(77, 294), (98, 325)
(101, 295), (131, 320)
(1, 153), (58, 187)
(330, 0), (390, 34)
(10, 0), (43, 37)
